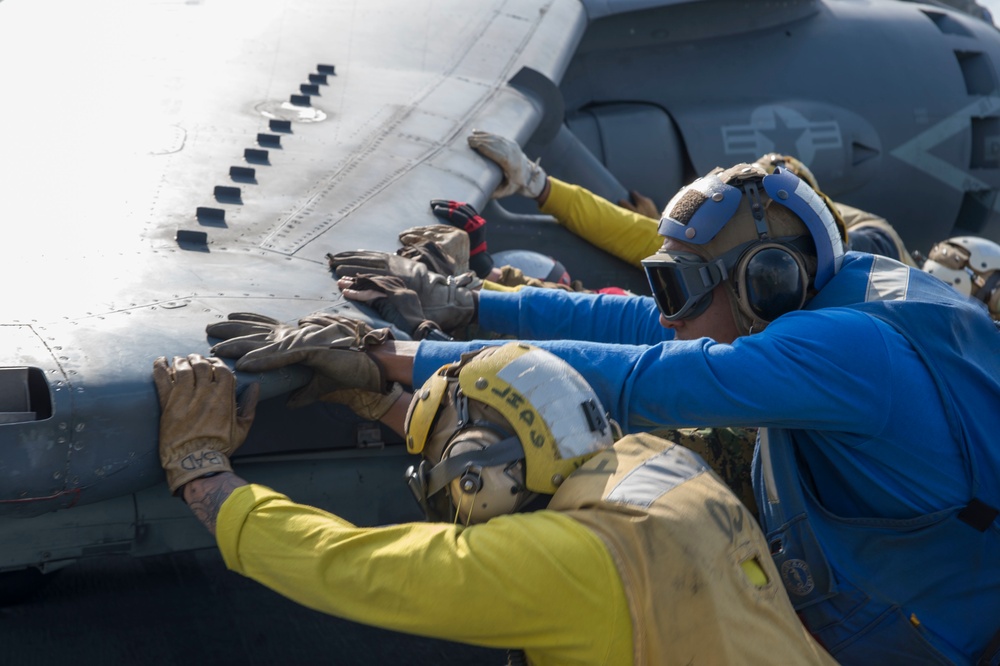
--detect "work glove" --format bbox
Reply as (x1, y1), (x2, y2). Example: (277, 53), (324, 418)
(153, 354), (260, 495)
(336, 274), (452, 339)
(398, 225), (470, 275)
(429, 200), (494, 278)
(467, 130), (547, 199)
(207, 312), (394, 408)
(328, 251), (479, 331)
(397, 239), (460, 277)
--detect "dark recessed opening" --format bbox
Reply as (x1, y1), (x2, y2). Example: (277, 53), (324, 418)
(922, 10), (974, 37)
(0, 367), (52, 423)
(971, 116), (1000, 169)
(956, 50), (997, 95)
(954, 189), (996, 234)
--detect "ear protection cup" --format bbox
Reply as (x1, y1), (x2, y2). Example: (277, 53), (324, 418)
(733, 242), (808, 323)
(439, 428), (534, 524)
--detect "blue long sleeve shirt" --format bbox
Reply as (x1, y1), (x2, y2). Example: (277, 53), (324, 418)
(415, 254), (997, 522)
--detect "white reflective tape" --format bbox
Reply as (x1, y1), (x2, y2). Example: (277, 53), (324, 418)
(759, 428), (780, 505)
(865, 256), (911, 302)
(496, 350), (613, 458)
(606, 445), (707, 507)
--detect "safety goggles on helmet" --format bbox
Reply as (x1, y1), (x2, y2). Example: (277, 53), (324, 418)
(641, 251), (727, 321)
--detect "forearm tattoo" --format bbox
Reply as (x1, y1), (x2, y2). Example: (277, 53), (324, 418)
(182, 472), (247, 535)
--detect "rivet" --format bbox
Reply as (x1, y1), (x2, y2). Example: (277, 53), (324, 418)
(711, 192), (724, 202)
(475, 378), (488, 390)
(777, 190), (789, 200)
(418, 388), (430, 400)
(685, 228), (696, 239)
(407, 435), (415, 447)
(741, 167), (753, 174)
(551, 473), (565, 486)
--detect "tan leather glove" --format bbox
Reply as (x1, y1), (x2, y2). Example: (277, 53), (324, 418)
(335, 274), (452, 339)
(207, 312), (393, 408)
(398, 224), (470, 275)
(467, 130), (547, 199)
(328, 251), (479, 331)
(153, 354), (260, 495)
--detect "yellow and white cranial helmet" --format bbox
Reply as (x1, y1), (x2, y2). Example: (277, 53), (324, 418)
(403, 342), (618, 524)
(923, 236), (1000, 317)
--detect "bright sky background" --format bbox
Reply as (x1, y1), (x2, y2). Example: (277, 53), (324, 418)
(979, 0), (1000, 23)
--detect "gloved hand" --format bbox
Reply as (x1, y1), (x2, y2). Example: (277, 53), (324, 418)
(328, 251), (479, 331)
(398, 225), (470, 275)
(153, 354), (260, 495)
(207, 312), (393, 408)
(336, 274), (451, 339)
(397, 239), (459, 277)
(467, 130), (547, 199)
(429, 200), (494, 278)
(618, 190), (660, 220)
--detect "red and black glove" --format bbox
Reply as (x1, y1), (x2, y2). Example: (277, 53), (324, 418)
(430, 200), (494, 279)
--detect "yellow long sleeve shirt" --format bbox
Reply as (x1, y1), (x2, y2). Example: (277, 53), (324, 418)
(539, 178), (662, 268)
(216, 485), (633, 665)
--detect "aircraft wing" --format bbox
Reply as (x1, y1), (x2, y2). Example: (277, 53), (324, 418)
(0, 0), (586, 517)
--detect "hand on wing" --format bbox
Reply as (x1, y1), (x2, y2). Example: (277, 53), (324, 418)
(329, 251), (479, 332)
(467, 130), (547, 199)
(206, 312), (394, 408)
(153, 354), (259, 495)
(429, 199), (494, 278)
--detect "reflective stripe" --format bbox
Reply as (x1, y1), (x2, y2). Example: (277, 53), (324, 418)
(866, 256), (911, 302)
(759, 428), (780, 504)
(606, 445), (707, 507)
(495, 349), (611, 458)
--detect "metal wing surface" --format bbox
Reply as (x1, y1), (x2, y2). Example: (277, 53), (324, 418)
(0, 0), (584, 524)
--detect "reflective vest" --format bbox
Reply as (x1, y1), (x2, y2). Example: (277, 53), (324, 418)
(755, 254), (1000, 665)
(551, 433), (837, 666)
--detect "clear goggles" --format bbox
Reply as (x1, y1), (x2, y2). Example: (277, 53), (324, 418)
(641, 251), (729, 321)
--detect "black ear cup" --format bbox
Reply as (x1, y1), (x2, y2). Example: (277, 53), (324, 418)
(736, 243), (808, 323)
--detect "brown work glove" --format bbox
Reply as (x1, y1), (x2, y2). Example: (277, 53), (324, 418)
(397, 241), (459, 277)
(398, 224), (470, 275)
(207, 312), (394, 408)
(335, 274), (450, 339)
(153, 354), (260, 495)
(328, 251), (479, 331)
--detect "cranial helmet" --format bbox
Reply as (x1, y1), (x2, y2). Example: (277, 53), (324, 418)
(923, 236), (1000, 317)
(492, 249), (572, 286)
(403, 342), (618, 524)
(642, 163), (845, 334)
(753, 152), (848, 245)
(754, 153), (819, 190)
